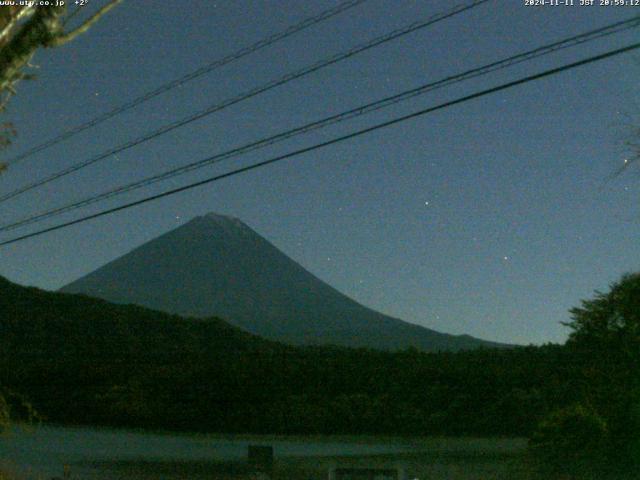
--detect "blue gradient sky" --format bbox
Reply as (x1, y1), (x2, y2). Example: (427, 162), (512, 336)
(0, 0), (638, 345)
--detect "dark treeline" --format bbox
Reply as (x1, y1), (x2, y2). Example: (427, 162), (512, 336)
(0, 275), (582, 437)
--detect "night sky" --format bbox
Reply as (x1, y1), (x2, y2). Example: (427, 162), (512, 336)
(0, 0), (638, 345)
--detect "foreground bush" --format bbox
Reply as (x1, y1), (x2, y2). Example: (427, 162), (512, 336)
(529, 404), (608, 478)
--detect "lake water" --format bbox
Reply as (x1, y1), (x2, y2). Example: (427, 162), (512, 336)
(0, 424), (428, 479)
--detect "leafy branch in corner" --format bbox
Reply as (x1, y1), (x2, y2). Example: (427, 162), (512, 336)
(0, 1), (122, 171)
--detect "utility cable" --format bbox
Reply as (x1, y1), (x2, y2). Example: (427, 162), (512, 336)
(1, 41), (637, 247)
(0, 0), (490, 203)
(3, 0), (369, 167)
(1, 15), (638, 233)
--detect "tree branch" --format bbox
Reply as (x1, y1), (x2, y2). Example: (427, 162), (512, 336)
(0, 6), (36, 48)
(0, 6), (65, 93)
(48, 0), (123, 47)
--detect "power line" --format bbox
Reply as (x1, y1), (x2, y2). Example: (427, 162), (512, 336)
(2, 15), (638, 233)
(3, 0), (369, 167)
(2, 41), (637, 248)
(0, 0), (491, 204)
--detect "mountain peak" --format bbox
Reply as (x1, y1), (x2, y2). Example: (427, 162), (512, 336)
(202, 212), (242, 223)
(181, 213), (254, 239)
(60, 216), (507, 351)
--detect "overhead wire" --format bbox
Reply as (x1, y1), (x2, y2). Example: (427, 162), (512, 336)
(1, 15), (638, 233)
(1, 41), (638, 247)
(3, 0), (369, 167)
(0, 0), (491, 204)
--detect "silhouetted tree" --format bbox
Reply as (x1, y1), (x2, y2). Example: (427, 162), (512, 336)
(563, 272), (640, 470)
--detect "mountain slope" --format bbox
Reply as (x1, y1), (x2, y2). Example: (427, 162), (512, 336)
(61, 213), (505, 351)
(1, 273), (270, 360)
